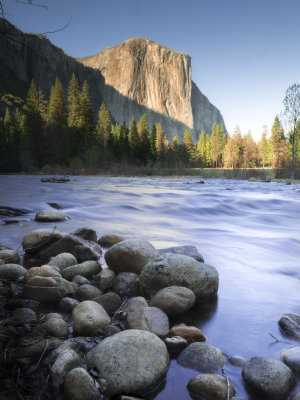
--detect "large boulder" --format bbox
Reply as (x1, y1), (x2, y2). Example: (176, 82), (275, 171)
(139, 253), (218, 303)
(242, 357), (296, 400)
(279, 313), (300, 339)
(35, 210), (69, 222)
(177, 342), (224, 372)
(48, 253), (77, 271)
(72, 301), (111, 336)
(126, 306), (169, 337)
(149, 286), (195, 316)
(281, 346), (300, 373)
(96, 269), (116, 291)
(187, 374), (236, 400)
(0, 263), (27, 282)
(72, 228), (98, 242)
(23, 276), (77, 302)
(159, 245), (204, 262)
(104, 239), (159, 274)
(22, 228), (64, 254)
(75, 284), (102, 301)
(85, 329), (169, 397)
(61, 261), (102, 281)
(39, 235), (102, 263)
(113, 272), (139, 297)
(0, 249), (20, 264)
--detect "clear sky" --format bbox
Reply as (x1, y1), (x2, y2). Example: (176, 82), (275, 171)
(3, 0), (300, 141)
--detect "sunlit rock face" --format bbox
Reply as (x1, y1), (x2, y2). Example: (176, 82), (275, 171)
(0, 19), (226, 141)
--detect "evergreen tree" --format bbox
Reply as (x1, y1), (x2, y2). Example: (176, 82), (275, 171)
(155, 122), (166, 163)
(96, 102), (112, 148)
(205, 133), (212, 167)
(80, 80), (94, 136)
(182, 129), (196, 165)
(224, 136), (240, 168)
(129, 116), (139, 163)
(67, 73), (81, 128)
(197, 130), (206, 167)
(137, 114), (150, 165)
(150, 124), (157, 162)
(258, 126), (270, 168)
(270, 116), (288, 168)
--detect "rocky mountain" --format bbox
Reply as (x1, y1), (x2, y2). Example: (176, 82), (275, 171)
(0, 19), (226, 141)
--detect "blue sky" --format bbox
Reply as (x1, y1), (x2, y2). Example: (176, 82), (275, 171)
(3, 0), (300, 141)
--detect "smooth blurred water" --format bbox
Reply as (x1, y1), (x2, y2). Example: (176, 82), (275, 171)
(1, 175), (300, 399)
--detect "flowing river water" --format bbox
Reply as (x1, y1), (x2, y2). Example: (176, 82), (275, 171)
(1, 175), (300, 399)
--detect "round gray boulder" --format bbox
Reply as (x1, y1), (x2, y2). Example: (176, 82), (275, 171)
(279, 313), (300, 338)
(61, 261), (102, 281)
(98, 233), (124, 247)
(114, 272), (139, 297)
(149, 286), (195, 316)
(96, 269), (116, 291)
(104, 239), (159, 274)
(139, 253), (219, 303)
(48, 253), (77, 271)
(35, 210), (69, 222)
(50, 349), (81, 387)
(22, 228), (64, 254)
(75, 284), (102, 301)
(177, 342), (224, 372)
(126, 306), (169, 337)
(59, 297), (80, 312)
(242, 357), (296, 400)
(39, 317), (69, 338)
(64, 367), (100, 400)
(11, 308), (38, 324)
(85, 329), (169, 397)
(0, 263), (27, 282)
(72, 300), (111, 336)
(281, 346), (300, 373)
(0, 249), (20, 264)
(187, 374), (236, 400)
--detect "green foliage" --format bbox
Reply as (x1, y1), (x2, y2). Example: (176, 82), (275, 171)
(67, 73), (81, 128)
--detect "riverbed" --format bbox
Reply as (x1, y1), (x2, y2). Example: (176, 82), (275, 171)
(1, 175), (300, 399)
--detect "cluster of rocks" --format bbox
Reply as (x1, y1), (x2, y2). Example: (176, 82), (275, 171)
(0, 226), (300, 400)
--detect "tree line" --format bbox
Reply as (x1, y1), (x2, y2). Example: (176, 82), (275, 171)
(0, 74), (299, 173)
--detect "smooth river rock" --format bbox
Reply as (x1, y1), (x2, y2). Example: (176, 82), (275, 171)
(93, 292), (122, 316)
(139, 253), (219, 303)
(61, 261), (102, 281)
(64, 367), (100, 400)
(281, 346), (300, 373)
(96, 268), (116, 291)
(169, 324), (206, 343)
(72, 300), (111, 336)
(23, 276), (77, 302)
(149, 286), (195, 316)
(40, 234), (102, 263)
(187, 374), (236, 400)
(39, 317), (69, 338)
(0, 249), (20, 264)
(0, 263), (27, 282)
(22, 228), (64, 254)
(85, 329), (169, 397)
(242, 356), (296, 400)
(104, 239), (159, 274)
(72, 227), (98, 242)
(98, 233), (124, 247)
(75, 284), (102, 301)
(279, 313), (300, 338)
(159, 245), (204, 262)
(11, 308), (38, 324)
(35, 210), (69, 222)
(113, 272), (139, 297)
(177, 342), (224, 372)
(24, 265), (62, 282)
(50, 349), (81, 387)
(48, 253), (77, 270)
(126, 306), (169, 337)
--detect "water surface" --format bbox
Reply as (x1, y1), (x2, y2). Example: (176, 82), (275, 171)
(1, 175), (300, 399)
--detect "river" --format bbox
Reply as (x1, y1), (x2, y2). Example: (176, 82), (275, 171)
(1, 175), (300, 399)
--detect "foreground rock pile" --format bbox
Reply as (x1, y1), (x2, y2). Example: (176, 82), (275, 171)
(0, 227), (299, 399)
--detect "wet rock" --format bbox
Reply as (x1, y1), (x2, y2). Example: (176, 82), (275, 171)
(8, 338), (62, 361)
(164, 336), (188, 352)
(40, 235), (102, 263)
(279, 313), (300, 338)
(0, 263), (27, 281)
(50, 349), (81, 387)
(0, 205), (30, 217)
(124, 296), (148, 314)
(102, 324), (122, 337)
(281, 346), (300, 373)
(72, 300), (111, 336)
(48, 253), (77, 271)
(75, 284), (102, 301)
(35, 209), (69, 222)
(23, 276), (77, 302)
(62, 260), (102, 281)
(139, 253), (219, 303)
(149, 286), (195, 316)
(228, 355), (247, 367)
(44, 312), (63, 321)
(126, 306), (169, 337)
(24, 265), (62, 282)
(242, 357), (296, 400)
(98, 233), (125, 247)
(11, 308), (37, 324)
(93, 292), (122, 316)
(114, 272), (139, 297)
(105, 239), (159, 274)
(64, 367), (100, 400)
(22, 228), (64, 254)
(39, 317), (69, 338)
(159, 245), (204, 262)
(72, 227), (98, 242)
(0, 249), (20, 264)
(169, 324), (206, 343)
(177, 342), (224, 372)
(59, 297), (80, 312)
(96, 269), (116, 291)
(187, 374), (236, 400)
(85, 329), (169, 397)
(47, 202), (64, 210)
(72, 275), (91, 285)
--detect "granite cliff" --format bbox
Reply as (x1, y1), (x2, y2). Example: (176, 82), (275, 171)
(0, 19), (225, 141)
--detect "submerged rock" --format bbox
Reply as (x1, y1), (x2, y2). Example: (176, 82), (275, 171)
(279, 313), (300, 338)
(242, 356), (296, 400)
(35, 210), (69, 222)
(187, 374), (236, 400)
(85, 329), (169, 397)
(177, 342), (224, 372)
(149, 286), (195, 316)
(104, 239), (159, 274)
(139, 253), (219, 303)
